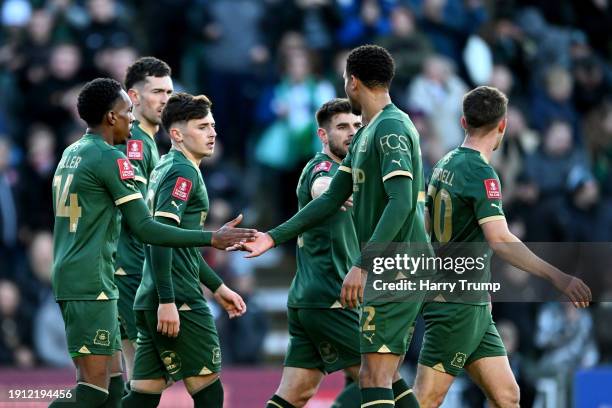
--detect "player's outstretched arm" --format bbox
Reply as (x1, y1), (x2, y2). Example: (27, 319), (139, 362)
(235, 170), (353, 258)
(341, 176), (413, 308)
(119, 198), (257, 249)
(481, 219), (592, 308)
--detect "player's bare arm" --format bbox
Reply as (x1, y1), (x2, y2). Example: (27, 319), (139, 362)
(481, 219), (592, 307)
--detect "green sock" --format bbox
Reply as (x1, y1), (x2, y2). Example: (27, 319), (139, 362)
(361, 387), (394, 407)
(120, 390), (161, 407)
(101, 375), (124, 408)
(331, 381), (360, 407)
(191, 378), (224, 408)
(266, 394), (296, 408)
(392, 379), (419, 408)
(49, 383), (108, 407)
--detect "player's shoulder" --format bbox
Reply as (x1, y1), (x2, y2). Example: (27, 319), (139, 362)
(373, 106), (418, 139)
(306, 153), (335, 176)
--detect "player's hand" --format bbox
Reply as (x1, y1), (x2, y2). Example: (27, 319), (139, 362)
(341, 266), (366, 309)
(157, 303), (180, 337)
(227, 232), (275, 258)
(340, 195), (353, 212)
(553, 273), (592, 308)
(211, 214), (258, 250)
(214, 284), (247, 318)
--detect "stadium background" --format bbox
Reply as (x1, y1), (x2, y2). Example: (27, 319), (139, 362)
(0, 0), (611, 406)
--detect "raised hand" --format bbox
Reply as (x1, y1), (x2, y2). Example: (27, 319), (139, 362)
(227, 231), (275, 258)
(340, 266), (366, 309)
(214, 284), (247, 318)
(211, 214), (258, 250)
(340, 195), (353, 212)
(157, 302), (180, 337)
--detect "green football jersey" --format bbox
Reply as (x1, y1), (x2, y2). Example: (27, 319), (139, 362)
(52, 134), (143, 301)
(339, 103), (429, 246)
(134, 149), (209, 311)
(288, 152), (360, 308)
(426, 147), (505, 304)
(115, 122), (160, 276)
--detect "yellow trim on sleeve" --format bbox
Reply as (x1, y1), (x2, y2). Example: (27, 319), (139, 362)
(361, 400), (395, 408)
(134, 175), (147, 184)
(382, 170), (413, 182)
(154, 211), (181, 224)
(478, 215), (506, 225)
(339, 165), (352, 173)
(418, 191), (426, 202)
(114, 193), (142, 206)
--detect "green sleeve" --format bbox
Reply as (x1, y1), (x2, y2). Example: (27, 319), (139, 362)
(355, 176), (413, 268)
(466, 164), (505, 225)
(198, 257), (223, 292)
(119, 198), (212, 246)
(151, 216), (175, 303)
(376, 119), (415, 183)
(268, 168), (353, 244)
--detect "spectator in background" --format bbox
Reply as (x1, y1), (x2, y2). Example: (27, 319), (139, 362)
(17, 125), (56, 239)
(522, 120), (587, 240)
(535, 303), (598, 385)
(0, 138), (18, 275)
(337, 0), (392, 47)
(406, 54), (467, 150)
(584, 102), (612, 198)
(572, 55), (612, 114)
(30, 231), (71, 367)
(530, 65), (580, 139)
(0, 279), (35, 367)
(95, 45), (137, 82)
(376, 5), (433, 93)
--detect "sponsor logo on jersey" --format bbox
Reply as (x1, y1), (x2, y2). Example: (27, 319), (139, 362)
(161, 350), (182, 375)
(127, 140), (143, 160)
(379, 133), (409, 153)
(172, 177), (192, 201)
(484, 178), (501, 199)
(117, 159), (135, 180)
(363, 332), (376, 344)
(313, 161), (332, 174)
(93, 330), (110, 346)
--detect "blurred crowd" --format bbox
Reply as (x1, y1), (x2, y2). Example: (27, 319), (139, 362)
(0, 0), (611, 404)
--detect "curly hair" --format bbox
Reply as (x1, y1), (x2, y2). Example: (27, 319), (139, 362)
(463, 86), (508, 131)
(316, 98), (352, 129)
(161, 92), (212, 132)
(77, 78), (123, 126)
(125, 57), (171, 90)
(346, 45), (395, 89)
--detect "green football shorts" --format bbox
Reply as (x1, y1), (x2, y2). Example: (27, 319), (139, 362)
(359, 301), (421, 355)
(59, 299), (122, 358)
(116, 273), (140, 342)
(419, 302), (507, 376)
(285, 307), (361, 373)
(132, 307), (221, 382)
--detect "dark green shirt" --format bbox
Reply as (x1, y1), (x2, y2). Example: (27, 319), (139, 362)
(134, 149), (210, 310)
(426, 147), (505, 304)
(289, 152), (360, 308)
(115, 121), (160, 276)
(52, 134), (143, 301)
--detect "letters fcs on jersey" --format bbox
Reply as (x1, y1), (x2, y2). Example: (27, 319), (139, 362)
(117, 159), (135, 180)
(127, 140), (143, 160)
(172, 177), (193, 201)
(313, 161), (332, 174)
(484, 179), (501, 199)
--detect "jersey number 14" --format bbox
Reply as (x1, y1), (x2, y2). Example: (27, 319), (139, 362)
(53, 174), (82, 233)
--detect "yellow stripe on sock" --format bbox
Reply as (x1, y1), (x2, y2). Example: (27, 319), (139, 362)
(267, 400), (284, 408)
(394, 389), (413, 401)
(361, 400), (395, 407)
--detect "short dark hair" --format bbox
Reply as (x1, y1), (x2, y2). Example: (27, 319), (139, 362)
(462, 86), (508, 131)
(77, 78), (123, 126)
(125, 57), (171, 90)
(346, 45), (395, 88)
(316, 98), (353, 129)
(162, 92), (212, 131)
